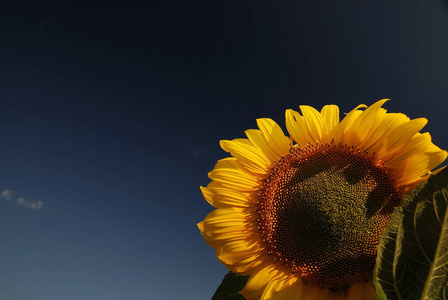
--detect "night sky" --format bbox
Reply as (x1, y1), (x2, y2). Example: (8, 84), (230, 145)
(1, 1), (448, 299)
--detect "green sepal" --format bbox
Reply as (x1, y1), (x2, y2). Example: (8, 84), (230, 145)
(212, 271), (249, 300)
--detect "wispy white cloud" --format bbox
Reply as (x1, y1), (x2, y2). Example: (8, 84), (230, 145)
(16, 197), (44, 210)
(1, 189), (43, 210)
(1, 189), (14, 201)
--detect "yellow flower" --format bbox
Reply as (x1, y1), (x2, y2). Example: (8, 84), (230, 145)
(198, 100), (447, 300)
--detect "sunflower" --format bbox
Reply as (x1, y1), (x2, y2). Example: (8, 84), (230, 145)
(198, 100), (447, 300)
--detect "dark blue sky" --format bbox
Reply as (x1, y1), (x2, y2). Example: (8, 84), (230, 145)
(1, 1), (447, 299)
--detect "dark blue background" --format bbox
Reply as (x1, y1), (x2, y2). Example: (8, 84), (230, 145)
(1, 1), (447, 299)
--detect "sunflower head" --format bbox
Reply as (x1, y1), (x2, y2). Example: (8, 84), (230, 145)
(199, 100), (447, 300)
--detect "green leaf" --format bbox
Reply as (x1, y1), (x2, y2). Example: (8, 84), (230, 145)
(212, 272), (249, 300)
(375, 167), (448, 300)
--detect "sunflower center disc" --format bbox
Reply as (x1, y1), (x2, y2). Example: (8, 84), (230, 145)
(258, 144), (401, 289)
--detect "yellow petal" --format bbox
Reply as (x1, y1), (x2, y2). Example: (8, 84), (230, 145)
(197, 220), (204, 234)
(220, 139), (271, 174)
(347, 281), (377, 300)
(321, 104), (340, 140)
(203, 228), (256, 248)
(300, 105), (325, 143)
(212, 157), (240, 170)
(272, 278), (302, 300)
(216, 241), (266, 273)
(387, 133), (438, 168)
(334, 104), (366, 144)
(285, 109), (314, 147)
(240, 264), (278, 300)
(216, 240), (261, 264)
(202, 207), (255, 228)
(344, 99), (388, 147)
(430, 165), (447, 176)
(261, 276), (301, 300)
(395, 149), (447, 184)
(361, 112), (410, 151)
(301, 284), (331, 300)
(261, 279), (284, 300)
(208, 164), (260, 191)
(200, 186), (256, 208)
(201, 208), (257, 247)
(376, 118), (428, 160)
(245, 129), (281, 161)
(257, 118), (291, 156)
